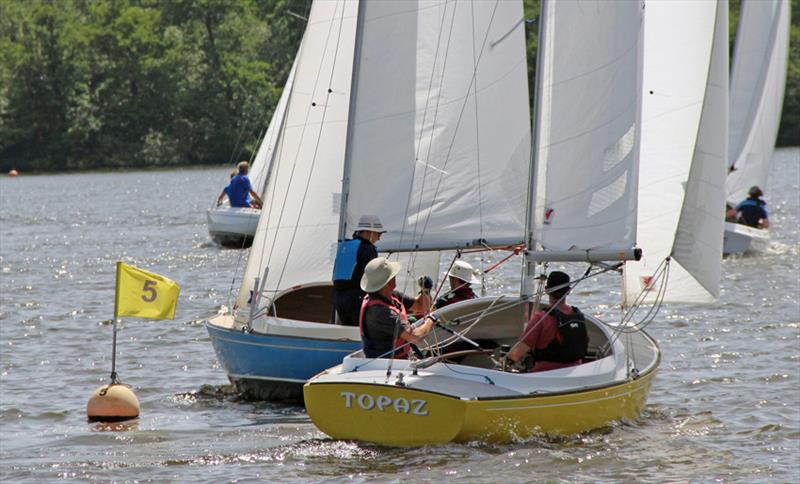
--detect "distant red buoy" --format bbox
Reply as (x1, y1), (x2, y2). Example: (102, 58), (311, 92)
(8, 169), (18, 177)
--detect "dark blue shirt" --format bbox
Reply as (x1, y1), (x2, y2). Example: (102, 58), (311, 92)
(228, 174), (253, 208)
(736, 198), (768, 227)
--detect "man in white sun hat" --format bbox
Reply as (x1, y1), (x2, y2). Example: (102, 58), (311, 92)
(434, 260), (480, 309)
(332, 215), (386, 326)
(359, 257), (436, 359)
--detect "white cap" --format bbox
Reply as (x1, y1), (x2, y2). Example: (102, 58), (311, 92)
(361, 257), (401, 293)
(445, 260), (480, 285)
(354, 214), (387, 233)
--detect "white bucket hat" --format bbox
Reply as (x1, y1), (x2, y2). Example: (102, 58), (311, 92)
(361, 257), (401, 293)
(354, 214), (387, 233)
(445, 260), (480, 285)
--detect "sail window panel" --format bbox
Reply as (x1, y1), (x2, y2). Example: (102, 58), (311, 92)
(345, 0), (530, 251)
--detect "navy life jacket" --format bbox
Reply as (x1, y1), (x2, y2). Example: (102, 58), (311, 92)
(533, 306), (589, 363)
(332, 239), (362, 283)
(737, 198), (767, 227)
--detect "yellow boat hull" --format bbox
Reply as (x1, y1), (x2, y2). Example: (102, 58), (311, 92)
(303, 368), (657, 446)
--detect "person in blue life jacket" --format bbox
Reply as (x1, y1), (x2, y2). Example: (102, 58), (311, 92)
(726, 185), (769, 229)
(215, 170), (237, 207)
(505, 271), (588, 372)
(228, 161), (263, 209)
(359, 257), (436, 358)
(332, 215), (387, 326)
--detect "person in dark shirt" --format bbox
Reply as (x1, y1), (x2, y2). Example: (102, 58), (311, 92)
(434, 260), (479, 309)
(726, 186), (769, 229)
(332, 215), (386, 326)
(506, 271), (587, 372)
(359, 257), (435, 359)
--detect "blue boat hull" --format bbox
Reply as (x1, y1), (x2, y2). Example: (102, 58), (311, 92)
(205, 321), (361, 402)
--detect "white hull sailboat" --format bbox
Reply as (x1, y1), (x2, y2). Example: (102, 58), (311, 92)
(305, 0), (727, 445)
(207, 56), (297, 248)
(722, 0), (790, 255)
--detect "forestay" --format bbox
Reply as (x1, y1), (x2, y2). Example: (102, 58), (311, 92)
(623, 0), (727, 305)
(726, 0), (790, 204)
(341, 0), (531, 252)
(530, 0), (642, 255)
(236, 1), (358, 309)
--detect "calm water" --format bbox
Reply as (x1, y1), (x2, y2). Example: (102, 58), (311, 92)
(1, 149), (798, 482)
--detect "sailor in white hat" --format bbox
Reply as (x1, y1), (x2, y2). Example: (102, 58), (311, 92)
(359, 257), (436, 359)
(332, 215), (388, 326)
(434, 260), (480, 309)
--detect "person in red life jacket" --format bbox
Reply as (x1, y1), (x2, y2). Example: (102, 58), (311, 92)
(332, 215), (387, 326)
(505, 271), (588, 372)
(434, 260), (479, 309)
(359, 257), (436, 359)
(725, 185), (769, 229)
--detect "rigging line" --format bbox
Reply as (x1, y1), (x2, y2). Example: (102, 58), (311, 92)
(226, 241), (250, 310)
(256, 0), (346, 295)
(272, 0), (350, 292)
(396, 0), (458, 260)
(413, 0), (502, 249)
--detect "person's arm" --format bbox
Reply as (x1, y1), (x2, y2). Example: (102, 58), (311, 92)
(248, 189), (263, 208)
(401, 313), (437, 343)
(216, 191), (226, 206)
(507, 313), (543, 363)
(760, 218), (770, 229)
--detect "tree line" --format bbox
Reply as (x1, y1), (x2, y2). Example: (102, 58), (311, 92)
(1, 0), (797, 174)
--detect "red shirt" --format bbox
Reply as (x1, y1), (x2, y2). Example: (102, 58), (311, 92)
(521, 305), (583, 372)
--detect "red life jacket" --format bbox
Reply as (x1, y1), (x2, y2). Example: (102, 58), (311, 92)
(359, 294), (409, 359)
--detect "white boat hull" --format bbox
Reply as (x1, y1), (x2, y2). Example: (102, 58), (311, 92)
(723, 221), (770, 255)
(206, 206), (261, 248)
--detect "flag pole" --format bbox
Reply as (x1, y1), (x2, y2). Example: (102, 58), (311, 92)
(110, 318), (119, 384)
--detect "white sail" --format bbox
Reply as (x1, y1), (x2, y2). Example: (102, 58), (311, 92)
(341, 0), (531, 252)
(236, 0), (358, 309)
(248, 60), (297, 197)
(624, 0), (727, 305)
(726, 0), (790, 204)
(531, 0), (643, 254)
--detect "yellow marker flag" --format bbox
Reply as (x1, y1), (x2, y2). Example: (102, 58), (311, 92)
(114, 262), (180, 320)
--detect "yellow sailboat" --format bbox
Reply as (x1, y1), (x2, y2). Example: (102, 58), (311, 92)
(304, 0), (727, 446)
(305, 297), (660, 446)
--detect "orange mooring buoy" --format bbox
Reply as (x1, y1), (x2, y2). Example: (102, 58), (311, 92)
(86, 384), (140, 422)
(8, 169), (18, 177)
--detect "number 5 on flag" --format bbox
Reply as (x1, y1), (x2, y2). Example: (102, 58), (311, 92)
(114, 262), (180, 320)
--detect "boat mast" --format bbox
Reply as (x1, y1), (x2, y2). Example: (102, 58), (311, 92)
(521, 0), (549, 299)
(336, 0), (367, 242)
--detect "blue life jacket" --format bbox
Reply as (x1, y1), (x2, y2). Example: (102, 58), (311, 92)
(332, 239), (362, 282)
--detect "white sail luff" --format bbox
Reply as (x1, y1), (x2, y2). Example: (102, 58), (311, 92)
(725, 0), (790, 203)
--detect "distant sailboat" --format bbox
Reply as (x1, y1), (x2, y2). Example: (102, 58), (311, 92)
(304, 0), (726, 446)
(206, 59), (297, 248)
(723, 0), (790, 255)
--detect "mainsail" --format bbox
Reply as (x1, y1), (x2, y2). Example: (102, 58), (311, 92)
(623, 0), (728, 305)
(530, 0), (643, 256)
(340, 0), (531, 252)
(236, 0), (358, 309)
(726, 0), (790, 204)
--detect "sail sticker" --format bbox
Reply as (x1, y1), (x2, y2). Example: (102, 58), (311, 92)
(341, 391), (429, 416)
(641, 276), (654, 291)
(544, 208), (554, 225)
